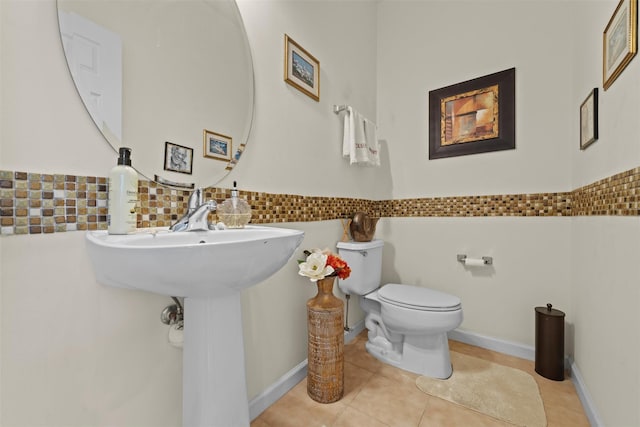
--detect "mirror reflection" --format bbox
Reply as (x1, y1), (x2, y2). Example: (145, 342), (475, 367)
(57, 0), (254, 188)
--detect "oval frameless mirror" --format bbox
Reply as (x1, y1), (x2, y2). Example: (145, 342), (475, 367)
(57, 0), (254, 189)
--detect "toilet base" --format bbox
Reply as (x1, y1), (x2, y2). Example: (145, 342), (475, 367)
(365, 332), (453, 379)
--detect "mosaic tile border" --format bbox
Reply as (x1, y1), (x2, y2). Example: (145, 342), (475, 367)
(380, 192), (572, 217)
(572, 167), (640, 216)
(1, 166), (638, 235)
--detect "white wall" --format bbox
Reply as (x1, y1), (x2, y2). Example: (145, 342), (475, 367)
(571, 217), (640, 426)
(377, 2), (639, 425)
(0, 0), (377, 425)
(241, 220), (350, 399)
(571, 2), (640, 187)
(376, 0), (575, 346)
(378, 217), (571, 344)
(570, 2), (640, 426)
(231, 0), (380, 399)
(2, 232), (183, 427)
(377, 1), (574, 198)
(233, 0), (386, 200)
(1, 4), (183, 424)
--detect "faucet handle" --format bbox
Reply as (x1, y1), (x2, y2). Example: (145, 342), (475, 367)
(184, 200), (217, 232)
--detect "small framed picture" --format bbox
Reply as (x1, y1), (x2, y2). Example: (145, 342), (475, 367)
(203, 129), (232, 161)
(164, 141), (193, 175)
(284, 34), (320, 101)
(580, 88), (599, 150)
(603, 0), (637, 90)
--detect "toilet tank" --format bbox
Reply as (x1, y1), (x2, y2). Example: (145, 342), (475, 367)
(336, 239), (383, 296)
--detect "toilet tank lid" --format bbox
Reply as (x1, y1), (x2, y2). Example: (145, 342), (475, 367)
(337, 239), (384, 250)
(378, 284), (461, 310)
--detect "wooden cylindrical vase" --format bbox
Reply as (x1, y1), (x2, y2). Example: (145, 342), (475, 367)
(306, 277), (344, 403)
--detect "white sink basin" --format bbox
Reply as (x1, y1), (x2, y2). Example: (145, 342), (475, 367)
(86, 226), (304, 297)
(86, 225), (305, 425)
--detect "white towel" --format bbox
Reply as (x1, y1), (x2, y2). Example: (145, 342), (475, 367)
(342, 106), (380, 166)
(363, 115), (380, 166)
(342, 106), (353, 158)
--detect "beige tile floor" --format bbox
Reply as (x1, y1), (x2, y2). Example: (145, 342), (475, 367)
(252, 331), (590, 427)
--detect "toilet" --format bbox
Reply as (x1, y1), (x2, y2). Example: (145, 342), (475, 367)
(337, 239), (463, 379)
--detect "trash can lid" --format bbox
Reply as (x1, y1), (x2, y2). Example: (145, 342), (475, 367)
(535, 303), (565, 317)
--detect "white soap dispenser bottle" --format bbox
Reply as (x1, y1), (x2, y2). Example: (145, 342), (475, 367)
(108, 147), (138, 234)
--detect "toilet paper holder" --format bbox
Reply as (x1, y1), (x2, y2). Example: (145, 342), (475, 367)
(457, 254), (493, 265)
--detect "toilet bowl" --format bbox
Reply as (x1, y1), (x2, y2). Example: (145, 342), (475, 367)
(337, 240), (463, 379)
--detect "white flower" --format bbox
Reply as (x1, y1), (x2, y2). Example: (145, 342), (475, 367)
(298, 251), (334, 282)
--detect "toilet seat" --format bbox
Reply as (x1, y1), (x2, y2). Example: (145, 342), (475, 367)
(378, 284), (461, 312)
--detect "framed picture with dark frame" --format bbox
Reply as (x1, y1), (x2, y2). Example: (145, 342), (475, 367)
(163, 141), (193, 175)
(580, 88), (599, 150)
(203, 129), (232, 162)
(284, 34), (320, 101)
(429, 68), (516, 160)
(603, 0), (637, 90)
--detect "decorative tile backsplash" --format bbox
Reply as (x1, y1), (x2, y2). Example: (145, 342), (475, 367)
(380, 192), (572, 217)
(572, 167), (640, 216)
(1, 166), (638, 236)
(0, 171), (109, 235)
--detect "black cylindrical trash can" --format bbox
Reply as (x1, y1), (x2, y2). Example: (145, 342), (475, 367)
(535, 303), (565, 381)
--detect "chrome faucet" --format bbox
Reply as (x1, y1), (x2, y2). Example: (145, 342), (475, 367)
(170, 188), (217, 232)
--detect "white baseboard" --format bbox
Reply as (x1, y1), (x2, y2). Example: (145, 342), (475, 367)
(448, 328), (601, 427)
(344, 319), (366, 342)
(448, 328), (536, 361)
(569, 359), (603, 427)
(248, 359), (307, 421)
(248, 320), (365, 421)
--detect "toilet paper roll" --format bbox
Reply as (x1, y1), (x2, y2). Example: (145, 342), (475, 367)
(464, 258), (486, 267)
(168, 322), (184, 348)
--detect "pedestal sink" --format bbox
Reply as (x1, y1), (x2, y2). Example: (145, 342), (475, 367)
(86, 226), (304, 427)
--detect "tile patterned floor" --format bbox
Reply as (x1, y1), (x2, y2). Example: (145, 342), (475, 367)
(251, 331), (590, 427)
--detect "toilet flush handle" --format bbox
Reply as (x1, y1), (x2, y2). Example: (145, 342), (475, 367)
(358, 250), (368, 257)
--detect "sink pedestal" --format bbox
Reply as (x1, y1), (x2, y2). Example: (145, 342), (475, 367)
(183, 293), (250, 427)
(84, 226), (305, 426)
